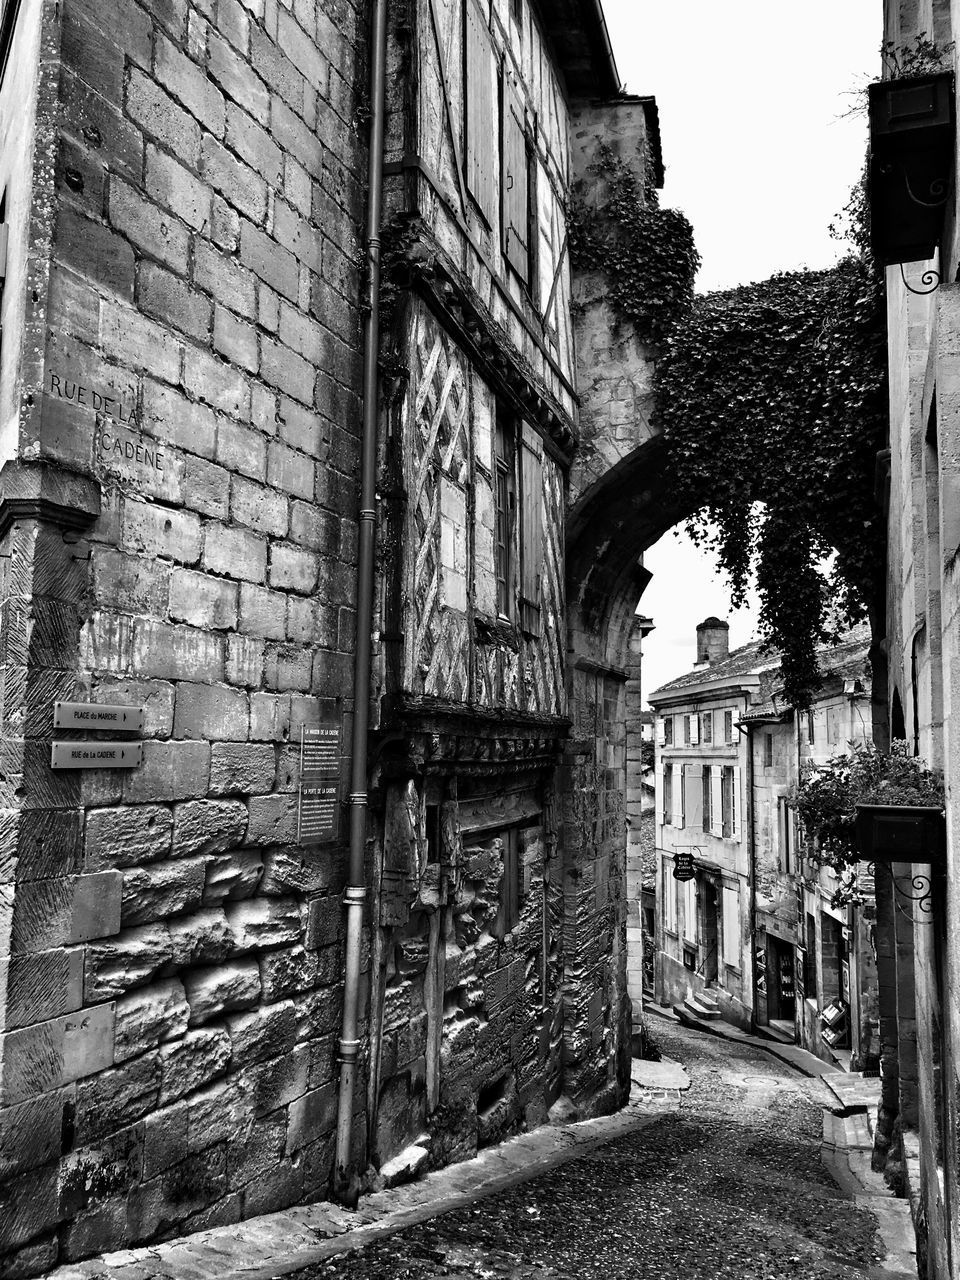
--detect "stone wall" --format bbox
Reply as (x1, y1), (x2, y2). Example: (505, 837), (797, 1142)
(0, 0), (365, 1270)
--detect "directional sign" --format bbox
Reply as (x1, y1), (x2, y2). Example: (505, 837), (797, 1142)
(54, 702), (145, 731)
(672, 851), (696, 881)
(51, 742), (143, 769)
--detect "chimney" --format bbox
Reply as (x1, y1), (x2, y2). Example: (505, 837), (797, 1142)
(696, 617), (729, 666)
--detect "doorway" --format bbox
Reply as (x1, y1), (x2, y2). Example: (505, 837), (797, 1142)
(766, 934), (796, 1033)
(700, 878), (719, 984)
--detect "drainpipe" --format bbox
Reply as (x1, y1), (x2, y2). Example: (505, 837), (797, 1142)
(738, 716), (759, 1032)
(333, 0), (388, 1205)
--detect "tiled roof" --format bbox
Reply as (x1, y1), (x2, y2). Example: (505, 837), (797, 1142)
(648, 638), (773, 698)
(648, 623), (872, 707)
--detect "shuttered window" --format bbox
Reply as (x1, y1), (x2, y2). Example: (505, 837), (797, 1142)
(701, 768), (711, 834)
(502, 79), (530, 281)
(464, 0), (497, 226)
(494, 413), (516, 619)
(519, 427), (542, 636)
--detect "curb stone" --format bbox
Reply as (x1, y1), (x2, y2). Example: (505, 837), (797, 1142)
(45, 1098), (664, 1280)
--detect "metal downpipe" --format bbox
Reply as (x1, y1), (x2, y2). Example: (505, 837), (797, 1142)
(333, 0), (388, 1206)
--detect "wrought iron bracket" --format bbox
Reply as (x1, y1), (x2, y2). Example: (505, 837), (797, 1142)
(899, 262), (942, 294)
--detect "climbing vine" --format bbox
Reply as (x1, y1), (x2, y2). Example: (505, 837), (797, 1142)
(655, 214), (887, 707)
(567, 143), (699, 348)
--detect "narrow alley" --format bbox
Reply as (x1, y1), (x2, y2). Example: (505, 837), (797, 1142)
(279, 1020), (906, 1280)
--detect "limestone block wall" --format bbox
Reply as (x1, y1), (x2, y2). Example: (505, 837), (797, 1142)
(561, 660), (630, 1111)
(568, 99), (659, 510)
(0, 0), (365, 1271)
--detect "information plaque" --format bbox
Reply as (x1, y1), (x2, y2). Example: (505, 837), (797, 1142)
(54, 702), (145, 731)
(298, 724), (341, 842)
(51, 743), (143, 769)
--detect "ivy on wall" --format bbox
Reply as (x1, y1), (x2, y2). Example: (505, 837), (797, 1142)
(568, 139), (886, 706)
(655, 244), (887, 707)
(568, 143), (699, 348)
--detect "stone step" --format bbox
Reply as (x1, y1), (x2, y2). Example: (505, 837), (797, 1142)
(697, 989), (720, 1012)
(681, 996), (721, 1021)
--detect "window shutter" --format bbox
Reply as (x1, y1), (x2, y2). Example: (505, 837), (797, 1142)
(710, 767), (723, 838)
(722, 886), (740, 967)
(685, 764), (703, 830)
(690, 714), (700, 746)
(519, 428), (542, 635)
(655, 764), (664, 826)
(732, 767), (742, 838)
(672, 766), (684, 828)
(683, 878), (697, 942)
(502, 79), (529, 279)
(464, 0), (497, 225)
(656, 717), (666, 746)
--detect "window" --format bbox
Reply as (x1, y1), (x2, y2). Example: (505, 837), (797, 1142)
(663, 863), (677, 934)
(778, 796), (794, 872)
(723, 710), (734, 743)
(494, 828), (521, 937)
(826, 705), (841, 745)
(805, 913), (818, 1000)
(702, 711), (713, 744)
(518, 426), (543, 636)
(493, 414), (542, 632)
(721, 766), (734, 837)
(494, 412), (516, 618)
(502, 76), (533, 286)
(464, 0), (497, 226)
(764, 734), (773, 768)
(701, 767), (711, 834)
(806, 710), (815, 744)
(722, 885), (740, 968)
(663, 716), (673, 746)
(683, 715), (691, 746)
(662, 762), (673, 825)
(682, 877), (697, 942)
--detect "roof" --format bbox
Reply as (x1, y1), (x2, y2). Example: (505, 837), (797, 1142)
(648, 624), (872, 709)
(540, 0), (621, 98)
(649, 638), (772, 701)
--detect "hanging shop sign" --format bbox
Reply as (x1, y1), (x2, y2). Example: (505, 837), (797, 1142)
(673, 851), (695, 881)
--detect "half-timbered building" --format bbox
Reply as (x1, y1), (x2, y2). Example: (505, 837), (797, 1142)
(364, 0), (640, 1167)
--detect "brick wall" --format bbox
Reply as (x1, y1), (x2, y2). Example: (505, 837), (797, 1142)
(0, 0), (366, 1270)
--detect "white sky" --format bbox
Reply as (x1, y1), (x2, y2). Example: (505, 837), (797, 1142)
(599, 0), (880, 697)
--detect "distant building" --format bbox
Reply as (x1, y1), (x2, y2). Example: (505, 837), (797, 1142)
(647, 619), (877, 1064)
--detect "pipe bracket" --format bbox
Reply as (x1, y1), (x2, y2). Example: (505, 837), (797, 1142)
(344, 885), (367, 905)
(339, 1038), (362, 1063)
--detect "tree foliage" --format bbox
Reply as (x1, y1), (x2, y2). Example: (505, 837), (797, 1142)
(654, 252), (888, 706)
(794, 741), (944, 902)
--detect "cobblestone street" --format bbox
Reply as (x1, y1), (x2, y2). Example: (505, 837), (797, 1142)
(283, 1021), (906, 1280)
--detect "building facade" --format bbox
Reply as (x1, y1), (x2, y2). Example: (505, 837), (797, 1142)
(649, 620), (753, 1030)
(648, 619), (878, 1066)
(871, 1), (960, 1272)
(746, 630), (878, 1067)
(0, 0), (663, 1272)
